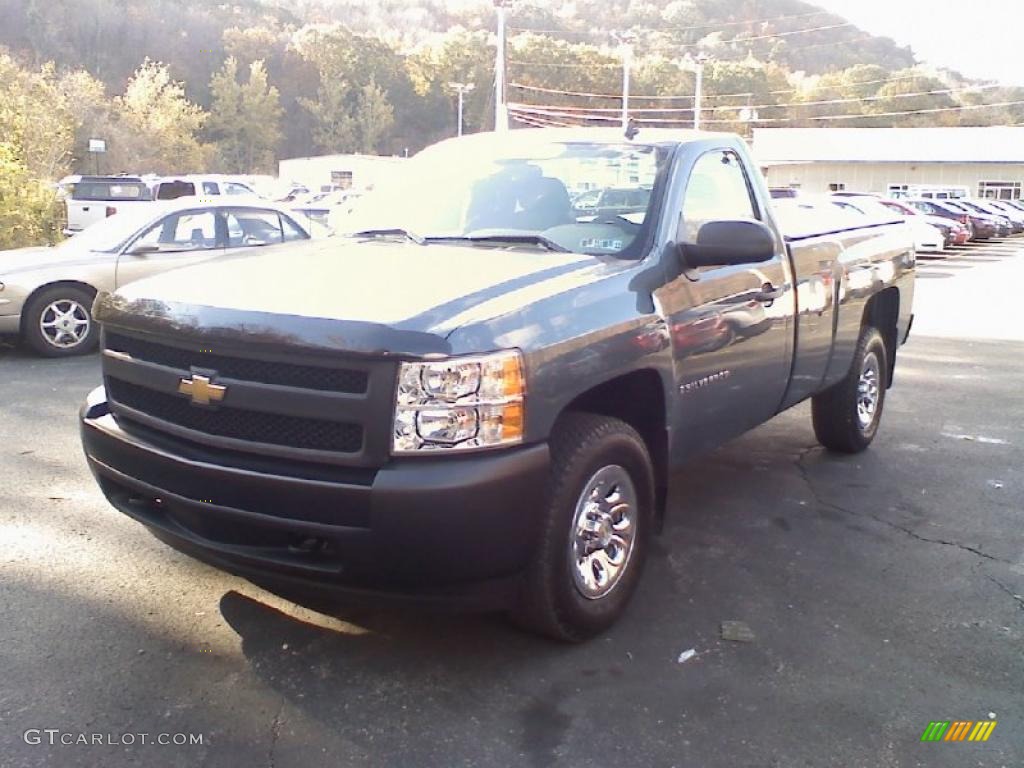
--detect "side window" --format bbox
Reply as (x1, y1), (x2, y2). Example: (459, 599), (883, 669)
(156, 181), (196, 200)
(202, 181), (220, 195)
(131, 211), (220, 253)
(225, 209), (284, 247)
(224, 182), (253, 196)
(280, 214), (309, 242)
(680, 150), (758, 243)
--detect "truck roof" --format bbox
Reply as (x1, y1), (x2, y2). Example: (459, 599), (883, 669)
(426, 127), (739, 153)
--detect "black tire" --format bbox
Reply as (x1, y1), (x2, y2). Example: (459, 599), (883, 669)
(22, 285), (99, 357)
(513, 412), (655, 642)
(812, 326), (888, 454)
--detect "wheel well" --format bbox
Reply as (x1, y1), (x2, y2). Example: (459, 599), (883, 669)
(21, 281), (99, 334)
(561, 369), (669, 521)
(863, 286), (899, 386)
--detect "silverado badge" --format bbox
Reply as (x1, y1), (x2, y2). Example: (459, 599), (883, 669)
(178, 374), (226, 406)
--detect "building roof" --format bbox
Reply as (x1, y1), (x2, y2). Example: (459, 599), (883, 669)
(753, 127), (1024, 164)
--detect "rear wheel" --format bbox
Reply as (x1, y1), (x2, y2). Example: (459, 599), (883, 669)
(513, 412), (654, 642)
(811, 326), (888, 454)
(22, 285), (99, 357)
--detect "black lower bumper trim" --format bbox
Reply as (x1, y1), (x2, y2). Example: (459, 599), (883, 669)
(81, 389), (550, 591)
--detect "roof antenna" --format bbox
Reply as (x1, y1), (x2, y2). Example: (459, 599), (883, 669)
(624, 118), (639, 140)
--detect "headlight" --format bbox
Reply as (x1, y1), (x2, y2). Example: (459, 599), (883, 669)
(393, 349), (525, 454)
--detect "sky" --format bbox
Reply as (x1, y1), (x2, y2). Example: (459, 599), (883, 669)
(812, 0), (1024, 85)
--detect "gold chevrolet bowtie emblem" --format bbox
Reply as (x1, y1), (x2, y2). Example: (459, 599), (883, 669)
(178, 373), (226, 406)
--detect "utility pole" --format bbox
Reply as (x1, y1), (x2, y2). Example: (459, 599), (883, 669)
(693, 53), (709, 131)
(494, 0), (510, 132)
(620, 39), (633, 130)
(448, 82), (475, 137)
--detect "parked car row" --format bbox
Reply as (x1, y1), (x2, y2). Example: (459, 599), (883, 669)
(772, 189), (1024, 250)
(906, 197), (1024, 240)
(0, 199), (329, 357)
(59, 174), (261, 235)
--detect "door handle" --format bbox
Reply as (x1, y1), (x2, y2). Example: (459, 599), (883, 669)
(756, 282), (785, 303)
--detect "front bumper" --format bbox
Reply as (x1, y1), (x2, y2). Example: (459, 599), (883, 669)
(81, 387), (550, 598)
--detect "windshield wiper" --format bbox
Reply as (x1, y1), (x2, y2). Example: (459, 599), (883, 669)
(425, 233), (570, 253)
(350, 228), (426, 245)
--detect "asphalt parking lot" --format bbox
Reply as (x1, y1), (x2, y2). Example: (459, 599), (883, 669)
(1, 241), (1022, 767)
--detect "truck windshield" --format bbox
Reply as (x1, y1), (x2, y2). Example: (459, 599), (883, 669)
(344, 139), (670, 258)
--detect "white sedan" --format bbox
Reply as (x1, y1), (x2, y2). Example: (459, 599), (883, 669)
(0, 199), (329, 357)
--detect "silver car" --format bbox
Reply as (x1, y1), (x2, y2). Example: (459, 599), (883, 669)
(0, 199), (327, 357)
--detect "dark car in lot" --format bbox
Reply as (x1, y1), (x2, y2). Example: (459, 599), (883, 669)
(953, 200), (1019, 235)
(878, 199), (969, 247)
(906, 198), (997, 240)
(977, 200), (1024, 232)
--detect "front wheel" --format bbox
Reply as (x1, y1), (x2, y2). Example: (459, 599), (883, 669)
(22, 285), (99, 357)
(811, 326), (888, 453)
(512, 413), (654, 642)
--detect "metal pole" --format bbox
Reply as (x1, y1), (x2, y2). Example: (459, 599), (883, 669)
(448, 82), (475, 137)
(494, 1), (509, 132)
(621, 43), (632, 130)
(694, 56), (706, 131)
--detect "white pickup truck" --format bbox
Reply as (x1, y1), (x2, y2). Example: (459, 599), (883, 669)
(60, 176), (154, 235)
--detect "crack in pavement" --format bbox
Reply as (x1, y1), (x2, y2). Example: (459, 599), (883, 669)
(794, 448), (1013, 566)
(268, 700), (285, 768)
(985, 574), (1024, 613)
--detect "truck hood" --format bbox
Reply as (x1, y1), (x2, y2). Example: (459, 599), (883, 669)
(99, 239), (602, 357)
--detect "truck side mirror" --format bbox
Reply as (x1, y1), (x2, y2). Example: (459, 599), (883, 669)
(678, 219), (777, 268)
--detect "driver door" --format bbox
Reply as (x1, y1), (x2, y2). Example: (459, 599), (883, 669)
(115, 209), (226, 288)
(655, 148), (794, 458)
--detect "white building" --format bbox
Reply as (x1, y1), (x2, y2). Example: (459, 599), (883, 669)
(753, 127), (1024, 199)
(278, 153), (405, 193)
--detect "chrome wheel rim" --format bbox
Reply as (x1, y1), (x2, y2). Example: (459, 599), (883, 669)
(856, 352), (881, 430)
(569, 465), (637, 600)
(39, 299), (90, 349)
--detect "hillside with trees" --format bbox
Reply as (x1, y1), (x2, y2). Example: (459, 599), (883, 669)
(2, 0), (1023, 246)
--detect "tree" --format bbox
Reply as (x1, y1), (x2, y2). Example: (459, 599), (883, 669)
(352, 81), (394, 153)
(0, 142), (63, 248)
(208, 57), (283, 173)
(299, 77), (357, 153)
(0, 55), (74, 181)
(116, 59), (211, 173)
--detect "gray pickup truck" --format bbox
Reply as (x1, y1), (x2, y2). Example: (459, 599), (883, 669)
(80, 128), (914, 641)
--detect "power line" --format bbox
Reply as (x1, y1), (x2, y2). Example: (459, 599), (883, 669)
(509, 84), (1000, 116)
(507, 99), (1024, 126)
(507, 9), (836, 36)
(508, 59), (621, 69)
(508, 71), (955, 103)
(788, 99), (1024, 123)
(508, 21), (855, 65)
(507, 69), (970, 104)
(646, 21), (855, 52)
(509, 82), (684, 101)
(696, 83), (1001, 112)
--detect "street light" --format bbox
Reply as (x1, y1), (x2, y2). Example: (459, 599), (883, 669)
(493, 0), (511, 132)
(613, 33), (635, 131)
(692, 53), (710, 131)
(447, 82), (475, 137)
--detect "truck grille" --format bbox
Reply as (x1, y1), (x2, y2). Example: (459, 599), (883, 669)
(105, 332), (368, 393)
(107, 379), (363, 453)
(102, 329), (396, 467)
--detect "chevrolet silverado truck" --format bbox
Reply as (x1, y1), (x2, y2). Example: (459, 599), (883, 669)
(80, 128), (914, 641)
